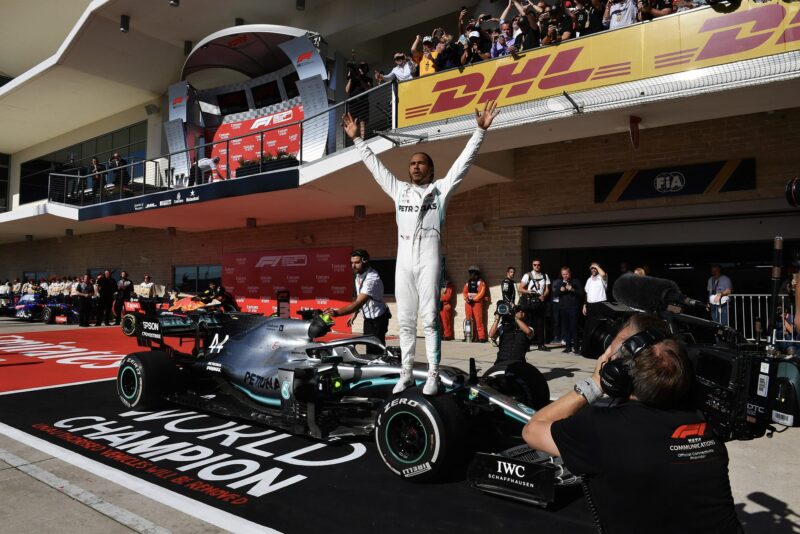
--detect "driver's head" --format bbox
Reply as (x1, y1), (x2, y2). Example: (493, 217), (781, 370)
(607, 314), (692, 408)
(408, 152), (434, 186)
(350, 249), (370, 274)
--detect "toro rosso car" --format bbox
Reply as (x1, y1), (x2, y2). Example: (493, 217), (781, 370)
(13, 294), (79, 324)
(116, 308), (571, 494)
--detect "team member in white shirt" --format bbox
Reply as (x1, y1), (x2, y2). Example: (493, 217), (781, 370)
(325, 249), (390, 355)
(583, 262), (608, 318)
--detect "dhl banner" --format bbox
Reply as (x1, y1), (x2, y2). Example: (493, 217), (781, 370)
(222, 247), (353, 331)
(398, 0), (800, 127)
(205, 105), (303, 178)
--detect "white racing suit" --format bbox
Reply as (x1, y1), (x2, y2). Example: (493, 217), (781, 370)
(354, 128), (485, 369)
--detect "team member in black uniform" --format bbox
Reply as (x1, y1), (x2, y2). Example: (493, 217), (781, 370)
(501, 266), (517, 304)
(551, 267), (583, 353)
(95, 270), (117, 326)
(76, 274), (94, 327)
(523, 314), (742, 534)
(113, 271), (133, 325)
(489, 304), (533, 364)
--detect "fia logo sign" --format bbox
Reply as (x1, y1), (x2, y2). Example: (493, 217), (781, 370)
(653, 172), (686, 193)
(208, 333), (230, 354)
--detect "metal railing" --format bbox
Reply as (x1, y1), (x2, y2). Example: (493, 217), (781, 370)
(722, 294), (798, 344)
(46, 81), (395, 208)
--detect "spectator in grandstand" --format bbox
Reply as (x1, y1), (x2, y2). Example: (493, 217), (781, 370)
(541, 6), (573, 45)
(375, 52), (415, 84)
(84, 156), (105, 194)
(571, 0), (606, 36)
(434, 36), (463, 70)
(412, 35), (439, 77)
(106, 152), (129, 189)
(462, 31), (488, 65)
(638, 0), (673, 20)
(491, 29), (511, 57)
(509, 8), (540, 52)
(673, 0), (706, 12)
(604, 0), (638, 29)
(346, 61), (373, 139)
(707, 264), (732, 325)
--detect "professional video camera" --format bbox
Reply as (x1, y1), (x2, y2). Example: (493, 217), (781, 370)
(582, 260), (800, 442)
(495, 300), (517, 317)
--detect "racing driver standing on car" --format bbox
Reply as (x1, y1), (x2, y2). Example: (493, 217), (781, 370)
(342, 100), (499, 395)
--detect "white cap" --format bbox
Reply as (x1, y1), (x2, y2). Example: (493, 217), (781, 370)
(468, 265), (480, 272)
(468, 30), (480, 39)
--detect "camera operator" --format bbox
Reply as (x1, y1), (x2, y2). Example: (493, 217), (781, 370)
(490, 303), (534, 364)
(523, 313), (743, 534)
(638, 0), (672, 21)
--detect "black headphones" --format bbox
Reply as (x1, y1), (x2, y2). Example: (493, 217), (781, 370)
(599, 329), (668, 398)
(351, 249), (369, 263)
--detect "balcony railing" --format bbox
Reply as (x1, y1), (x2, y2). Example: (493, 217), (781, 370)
(717, 294), (798, 346)
(46, 81), (395, 207)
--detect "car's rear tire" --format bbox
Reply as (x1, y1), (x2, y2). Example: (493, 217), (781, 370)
(483, 360), (550, 410)
(121, 313), (137, 336)
(375, 390), (468, 482)
(41, 307), (54, 324)
(116, 352), (175, 410)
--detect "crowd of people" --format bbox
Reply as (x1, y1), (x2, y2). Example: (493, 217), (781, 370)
(374, 0), (705, 83)
(65, 152), (131, 198)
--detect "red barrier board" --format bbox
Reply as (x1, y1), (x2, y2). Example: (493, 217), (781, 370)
(206, 105), (303, 178)
(223, 247), (353, 331)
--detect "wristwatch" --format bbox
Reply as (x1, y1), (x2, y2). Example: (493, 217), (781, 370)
(574, 377), (603, 405)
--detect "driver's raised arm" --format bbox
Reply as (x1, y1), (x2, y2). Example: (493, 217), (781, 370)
(343, 112), (400, 201)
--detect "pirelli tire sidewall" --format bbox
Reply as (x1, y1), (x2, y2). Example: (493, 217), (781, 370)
(116, 352), (174, 410)
(121, 313), (137, 336)
(374, 390), (465, 482)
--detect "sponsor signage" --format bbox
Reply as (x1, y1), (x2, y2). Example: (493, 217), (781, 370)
(397, 0), (800, 127)
(205, 105), (303, 177)
(278, 36), (328, 81)
(77, 170), (299, 221)
(222, 247), (352, 329)
(594, 158), (756, 203)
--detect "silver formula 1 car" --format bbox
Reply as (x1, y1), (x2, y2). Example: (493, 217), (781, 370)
(116, 309), (551, 482)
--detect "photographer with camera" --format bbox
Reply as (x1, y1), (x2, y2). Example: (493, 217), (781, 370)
(412, 34), (439, 77)
(541, 6), (573, 45)
(490, 302), (534, 364)
(519, 259), (551, 352)
(523, 313), (743, 533)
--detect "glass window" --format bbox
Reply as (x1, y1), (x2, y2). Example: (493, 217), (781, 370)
(283, 71), (300, 100)
(252, 81), (282, 108)
(218, 90), (249, 115)
(174, 265), (221, 293)
(19, 121), (147, 205)
(0, 158), (8, 213)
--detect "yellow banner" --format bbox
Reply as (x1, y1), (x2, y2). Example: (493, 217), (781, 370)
(398, 0), (800, 127)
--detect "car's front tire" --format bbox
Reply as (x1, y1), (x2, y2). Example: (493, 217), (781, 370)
(374, 390), (467, 482)
(116, 352), (175, 410)
(41, 307), (54, 324)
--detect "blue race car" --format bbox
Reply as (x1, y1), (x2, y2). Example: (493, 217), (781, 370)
(13, 293), (80, 324)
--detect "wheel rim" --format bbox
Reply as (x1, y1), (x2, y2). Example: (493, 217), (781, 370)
(119, 365), (139, 400)
(384, 411), (428, 464)
(121, 315), (136, 335)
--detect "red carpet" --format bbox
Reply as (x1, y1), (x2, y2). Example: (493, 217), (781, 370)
(0, 327), (139, 393)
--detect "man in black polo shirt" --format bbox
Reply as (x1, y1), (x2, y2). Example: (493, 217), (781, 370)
(95, 270), (117, 326)
(552, 266), (583, 354)
(523, 314), (742, 534)
(113, 270), (133, 325)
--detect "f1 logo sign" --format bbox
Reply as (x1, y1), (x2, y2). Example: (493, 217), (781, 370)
(255, 255), (308, 268)
(496, 460), (526, 478)
(297, 51), (313, 64)
(671, 422), (707, 439)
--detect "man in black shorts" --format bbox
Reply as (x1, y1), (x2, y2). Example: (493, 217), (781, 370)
(523, 314), (742, 533)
